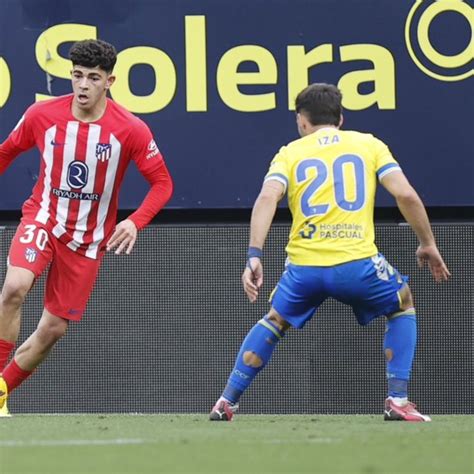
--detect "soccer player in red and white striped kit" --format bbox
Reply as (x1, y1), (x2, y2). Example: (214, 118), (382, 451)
(0, 39), (173, 415)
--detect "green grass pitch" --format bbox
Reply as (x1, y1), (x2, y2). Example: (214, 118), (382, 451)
(1, 414), (472, 473)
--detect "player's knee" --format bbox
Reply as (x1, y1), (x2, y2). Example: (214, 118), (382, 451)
(1, 281), (30, 309)
(398, 285), (414, 311)
(243, 351), (263, 368)
(267, 310), (290, 332)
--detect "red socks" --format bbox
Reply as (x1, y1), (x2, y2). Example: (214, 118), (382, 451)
(0, 339), (15, 372)
(2, 359), (33, 392)
(1, 339), (35, 394)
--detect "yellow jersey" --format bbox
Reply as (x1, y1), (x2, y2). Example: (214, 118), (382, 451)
(265, 127), (401, 266)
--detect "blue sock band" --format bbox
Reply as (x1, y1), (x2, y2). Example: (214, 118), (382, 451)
(222, 316), (283, 403)
(387, 378), (409, 398)
(384, 313), (417, 398)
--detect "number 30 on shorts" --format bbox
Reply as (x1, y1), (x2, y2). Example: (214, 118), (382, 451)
(19, 224), (49, 251)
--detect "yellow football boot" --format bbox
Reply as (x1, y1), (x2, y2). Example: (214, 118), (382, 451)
(0, 400), (11, 417)
(0, 376), (11, 417)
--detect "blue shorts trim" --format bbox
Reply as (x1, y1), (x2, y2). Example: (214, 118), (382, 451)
(270, 254), (408, 328)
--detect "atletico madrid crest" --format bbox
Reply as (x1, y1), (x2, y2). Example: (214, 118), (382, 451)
(25, 247), (37, 263)
(96, 143), (112, 162)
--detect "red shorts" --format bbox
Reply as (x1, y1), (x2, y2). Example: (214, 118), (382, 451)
(8, 219), (103, 321)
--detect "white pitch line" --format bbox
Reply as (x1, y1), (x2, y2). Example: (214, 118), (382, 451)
(253, 438), (340, 444)
(0, 438), (147, 447)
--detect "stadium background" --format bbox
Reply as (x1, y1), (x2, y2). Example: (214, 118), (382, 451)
(0, 0), (472, 414)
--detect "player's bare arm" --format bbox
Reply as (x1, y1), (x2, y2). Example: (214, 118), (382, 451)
(380, 170), (451, 282)
(242, 180), (285, 302)
(107, 219), (138, 255)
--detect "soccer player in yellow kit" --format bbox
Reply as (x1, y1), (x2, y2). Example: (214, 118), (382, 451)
(210, 83), (450, 422)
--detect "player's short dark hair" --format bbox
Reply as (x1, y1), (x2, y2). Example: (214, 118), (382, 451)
(69, 39), (117, 73)
(295, 83), (342, 126)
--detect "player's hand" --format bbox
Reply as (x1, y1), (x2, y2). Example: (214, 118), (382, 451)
(416, 244), (451, 282)
(107, 219), (137, 255)
(242, 257), (263, 303)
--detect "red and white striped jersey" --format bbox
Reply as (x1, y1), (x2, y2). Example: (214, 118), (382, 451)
(0, 95), (170, 259)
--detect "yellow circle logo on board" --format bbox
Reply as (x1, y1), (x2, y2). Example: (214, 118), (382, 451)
(405, 0), (473, 81)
